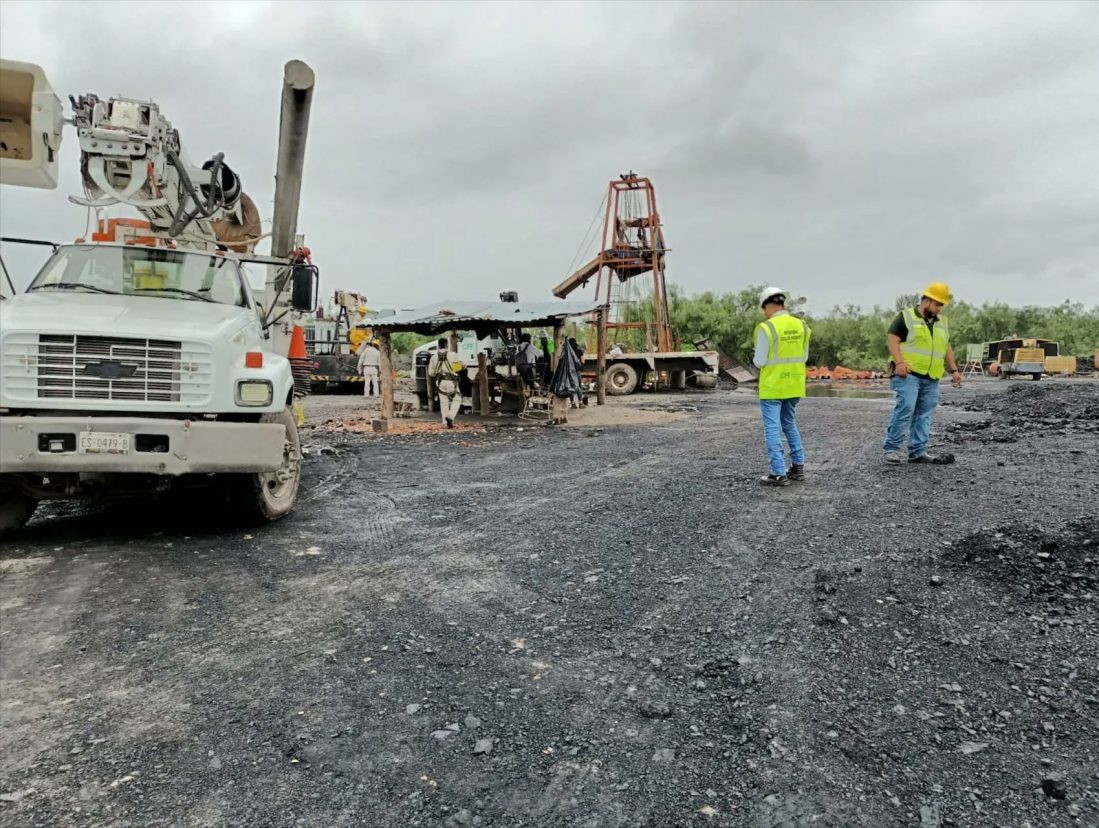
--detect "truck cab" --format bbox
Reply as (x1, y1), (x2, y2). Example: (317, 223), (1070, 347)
(0, 241), (301, 535)
(0, 57), (316, 539)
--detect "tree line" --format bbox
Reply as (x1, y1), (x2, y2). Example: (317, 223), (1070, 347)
(665, 286), (1099, 369)
(387, 286), (1098, 368)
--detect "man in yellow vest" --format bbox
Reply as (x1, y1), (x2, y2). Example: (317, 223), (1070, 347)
(883, 282), (963, 464)
(753, 287), (811, 487)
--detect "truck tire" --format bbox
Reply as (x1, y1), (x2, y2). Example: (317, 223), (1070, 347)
(605, 362), (639, 395)
(241, 409), (302, 521)
(0, 485), (38, 539)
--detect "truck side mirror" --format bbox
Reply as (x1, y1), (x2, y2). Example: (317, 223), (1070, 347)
(290, 264), (318, 312)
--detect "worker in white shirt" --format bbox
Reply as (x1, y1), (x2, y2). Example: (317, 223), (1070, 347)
(515, 333), (539, 386)
(357, 339), (382, 398)
(427, 338), (464, 428)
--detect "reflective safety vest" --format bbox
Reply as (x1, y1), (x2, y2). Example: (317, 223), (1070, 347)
(756, 312), (811, 400)
(899, 307), (949, 380)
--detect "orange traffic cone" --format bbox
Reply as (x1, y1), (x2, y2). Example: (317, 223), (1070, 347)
(288, 325), (310, 400)
(288, 325), (307, 359)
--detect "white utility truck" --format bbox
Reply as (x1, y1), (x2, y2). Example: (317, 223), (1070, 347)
(0, 59), (318, 538)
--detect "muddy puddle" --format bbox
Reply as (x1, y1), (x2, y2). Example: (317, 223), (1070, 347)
(806, 383), (892, 400)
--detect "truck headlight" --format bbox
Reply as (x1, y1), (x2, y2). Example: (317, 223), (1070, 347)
(236, 380), (273, 406)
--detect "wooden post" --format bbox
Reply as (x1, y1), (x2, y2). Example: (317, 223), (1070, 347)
(551, 321), (568, 424)
(596, 306), (607, 405)
(477, 351), (491, 416)
(378, 331), (395, 419)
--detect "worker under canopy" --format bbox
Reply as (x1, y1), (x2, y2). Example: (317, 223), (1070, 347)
(368, 298), (609, 424)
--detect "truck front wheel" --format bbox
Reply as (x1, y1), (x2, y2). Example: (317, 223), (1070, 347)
(605, 362), (639, 395)
(241, 409), (302, 521)
(0, 484), (38, 540)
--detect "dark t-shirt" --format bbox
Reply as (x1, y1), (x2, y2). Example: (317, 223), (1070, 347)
(888, 308), (938, 378)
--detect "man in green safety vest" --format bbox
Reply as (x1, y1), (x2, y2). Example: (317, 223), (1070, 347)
(882, 282), (962, 464)
(752, 287), (811, 487)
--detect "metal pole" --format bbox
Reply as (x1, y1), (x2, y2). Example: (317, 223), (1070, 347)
(596, 306), (607, 405)
(263, 61), (315, 358)
(270, 60), (315, 260)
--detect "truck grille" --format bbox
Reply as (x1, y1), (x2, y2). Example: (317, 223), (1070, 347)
(0, 333), (214, 405)
(37, 335), (186, 402)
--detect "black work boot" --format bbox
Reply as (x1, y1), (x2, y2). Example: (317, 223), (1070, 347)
(910, 453), (954, 465)
(759, 474), (790, 487)
(786, 464), (805, 481)
(445, 418), (454, 429)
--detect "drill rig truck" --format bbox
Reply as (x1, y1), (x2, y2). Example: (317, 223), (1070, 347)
(305, 290), (372, 393)
(0, 58), (319, 538)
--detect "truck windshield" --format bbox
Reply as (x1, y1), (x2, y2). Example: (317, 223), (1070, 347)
(27, 245), (246, 307)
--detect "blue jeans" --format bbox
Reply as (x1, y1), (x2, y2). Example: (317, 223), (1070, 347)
(759, 398), (805, 476)
(883, 374), (940, 458)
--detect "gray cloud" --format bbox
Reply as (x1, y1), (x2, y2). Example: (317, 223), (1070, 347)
(2, 0), (1097, 311)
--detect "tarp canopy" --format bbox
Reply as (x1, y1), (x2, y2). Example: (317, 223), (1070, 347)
(370, 299), (604, 338)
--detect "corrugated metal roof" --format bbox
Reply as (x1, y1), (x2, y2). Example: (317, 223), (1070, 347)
(371, 299), (604, 332)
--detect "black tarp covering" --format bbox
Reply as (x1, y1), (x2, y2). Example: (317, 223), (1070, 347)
(549, 342), (583, 398)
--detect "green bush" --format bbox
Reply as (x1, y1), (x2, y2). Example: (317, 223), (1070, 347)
(390, 332), (434, 354)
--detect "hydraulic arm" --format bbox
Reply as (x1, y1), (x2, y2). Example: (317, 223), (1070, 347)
(66, 93), (260, 251)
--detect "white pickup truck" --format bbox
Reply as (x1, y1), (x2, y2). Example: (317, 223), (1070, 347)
(0, 243), (305, 536)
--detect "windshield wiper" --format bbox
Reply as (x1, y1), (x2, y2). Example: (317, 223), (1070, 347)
(133, 286), (216, 303)
(29, 283), (123, 296)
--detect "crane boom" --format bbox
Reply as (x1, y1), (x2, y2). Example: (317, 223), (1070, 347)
(66, 93), (260, 252)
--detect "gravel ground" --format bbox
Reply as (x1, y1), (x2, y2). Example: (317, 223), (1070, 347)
(2, 379), (1097, 827)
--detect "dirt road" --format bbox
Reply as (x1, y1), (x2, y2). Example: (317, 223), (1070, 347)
(2, 382), (1097, 827)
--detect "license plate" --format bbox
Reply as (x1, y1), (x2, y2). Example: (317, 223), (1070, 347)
(78, 431), (132, 454)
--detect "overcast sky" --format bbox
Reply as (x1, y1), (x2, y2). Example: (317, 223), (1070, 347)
(2, 0), (1097, 312)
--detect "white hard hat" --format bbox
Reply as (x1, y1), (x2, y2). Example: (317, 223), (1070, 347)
(759, 286), (786, 308)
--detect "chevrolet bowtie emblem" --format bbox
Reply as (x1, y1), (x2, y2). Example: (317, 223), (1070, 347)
(83, 360), (139, 379)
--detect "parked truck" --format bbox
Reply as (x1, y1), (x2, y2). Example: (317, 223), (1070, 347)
(305, 291), (371, 393)
(0, 58), (318, 538)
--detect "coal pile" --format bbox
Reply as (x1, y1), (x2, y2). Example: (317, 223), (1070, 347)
(803, 518), (1099, 825)
(942, 519), (1098, 610)
(947, 383), (1099, 443)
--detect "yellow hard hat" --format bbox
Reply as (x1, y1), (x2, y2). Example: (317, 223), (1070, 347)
(922, 282), (952, 305)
